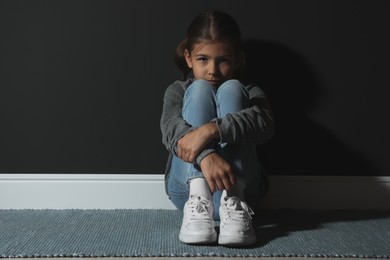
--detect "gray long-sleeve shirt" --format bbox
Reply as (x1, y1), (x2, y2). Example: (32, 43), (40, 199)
(160, 78), (275, 175)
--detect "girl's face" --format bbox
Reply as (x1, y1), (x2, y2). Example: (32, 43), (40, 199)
(184, 41), (239, 87)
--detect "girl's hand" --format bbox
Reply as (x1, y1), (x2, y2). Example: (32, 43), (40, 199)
(199, 153), (236, 192)
(177, 123), (219, 163)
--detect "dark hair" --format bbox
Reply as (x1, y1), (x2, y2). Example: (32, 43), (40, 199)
(175, 10), (244, 80)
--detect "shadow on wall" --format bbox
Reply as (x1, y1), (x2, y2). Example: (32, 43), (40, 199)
(241, 39), (374, 176)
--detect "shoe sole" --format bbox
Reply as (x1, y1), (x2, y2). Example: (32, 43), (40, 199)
(179, 232), (218, 244)
(218, 234), (257, 247)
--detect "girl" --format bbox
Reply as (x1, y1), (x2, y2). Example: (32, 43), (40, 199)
(160, 10), (274, 246)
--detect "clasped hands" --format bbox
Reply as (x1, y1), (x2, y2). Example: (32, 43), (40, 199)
(177, 123), (236, 192)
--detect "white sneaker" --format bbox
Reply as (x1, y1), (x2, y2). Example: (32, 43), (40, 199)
(218, 196), (256, 246)
(179, 195), (217, 244)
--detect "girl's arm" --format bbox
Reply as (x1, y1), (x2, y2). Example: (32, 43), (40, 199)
(160, 81), (192, 156)
(161, 82), (274, 162)
(212, 84), (275, 145)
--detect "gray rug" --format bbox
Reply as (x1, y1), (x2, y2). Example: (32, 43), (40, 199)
(1, 209), (390, 258)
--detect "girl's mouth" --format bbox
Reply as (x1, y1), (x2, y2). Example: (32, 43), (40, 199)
(208, 80), (220, 86)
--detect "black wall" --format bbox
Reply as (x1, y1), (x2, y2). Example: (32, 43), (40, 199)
(0, 0), (389, 175)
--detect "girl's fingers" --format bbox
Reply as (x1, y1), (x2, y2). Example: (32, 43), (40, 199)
(222, 177), (233, 191)
(229, 174), (236, 187)
(177, 146), (182, 159)
(188, 154), (195, 164)
(216, 180), (224, 191)
(205, 177), (216, 193)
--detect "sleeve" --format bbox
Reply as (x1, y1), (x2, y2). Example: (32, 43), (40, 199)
(160, 82), (191, 156)
(211, 83), (275, 145)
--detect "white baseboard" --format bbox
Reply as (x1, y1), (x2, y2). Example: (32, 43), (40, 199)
(1, 174), (390, 210)
(0, 174), (175, 210)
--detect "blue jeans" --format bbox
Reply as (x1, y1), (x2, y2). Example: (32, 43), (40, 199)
(167, 79), (266, 220)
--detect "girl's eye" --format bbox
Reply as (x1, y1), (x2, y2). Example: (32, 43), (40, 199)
(197, 57), (208, 62)
(218, 58), (229, 64)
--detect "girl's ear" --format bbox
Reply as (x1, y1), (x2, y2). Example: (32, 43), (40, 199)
(184, 49), (193, 69)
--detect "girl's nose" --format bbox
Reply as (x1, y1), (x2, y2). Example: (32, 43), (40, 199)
(208, 62), (217, 75)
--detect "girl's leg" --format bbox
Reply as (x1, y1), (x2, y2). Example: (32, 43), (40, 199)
(214, 80), (263, 211)
(213, 79), (260, 246)
(167, 80), (217, 211)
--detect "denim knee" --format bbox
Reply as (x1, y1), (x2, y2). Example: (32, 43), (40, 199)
(217, 80), (248, 101)
(216, 80), (249, 116)
(185, 79), (215, 100)
(183, 79), (217, 126)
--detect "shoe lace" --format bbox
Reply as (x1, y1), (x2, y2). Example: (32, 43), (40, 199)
(187, 195), (212, 221)
(221, 197), (254, 226)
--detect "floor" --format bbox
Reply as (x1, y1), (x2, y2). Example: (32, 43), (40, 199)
(32, 257), (364, 260)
